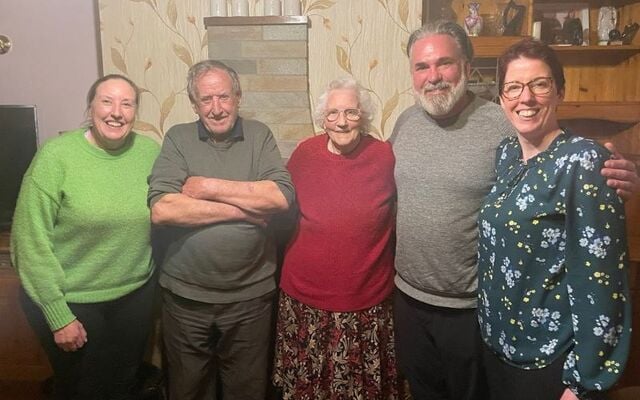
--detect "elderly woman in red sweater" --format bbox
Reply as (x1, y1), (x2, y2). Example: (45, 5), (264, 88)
(272, 77), (401, 399)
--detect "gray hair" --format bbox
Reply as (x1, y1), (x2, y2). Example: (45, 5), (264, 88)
(187, 60), (242, 103)
(313, 77), (375, 133)
(407, 20), (474, 62)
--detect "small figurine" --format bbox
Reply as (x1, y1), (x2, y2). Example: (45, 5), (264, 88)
(563, 10), (584, 45)
(609, 29), (623, 45)
(464, 3), (484, 37)
(621, 22), (639, 44)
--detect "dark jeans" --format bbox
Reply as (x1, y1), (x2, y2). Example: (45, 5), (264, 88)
(20, 277), (156, 400)
(394, 290), (488, 400)
(483, 344), (609, 400)
(161, 289), (275, 400)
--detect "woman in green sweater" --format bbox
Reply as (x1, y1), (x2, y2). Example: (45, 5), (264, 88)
(11, 74), (160, 400)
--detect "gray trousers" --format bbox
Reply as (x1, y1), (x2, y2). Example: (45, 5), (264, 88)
(161, 289), (275, 400)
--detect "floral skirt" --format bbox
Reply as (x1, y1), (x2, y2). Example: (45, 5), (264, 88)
(272, 291), (403, 400)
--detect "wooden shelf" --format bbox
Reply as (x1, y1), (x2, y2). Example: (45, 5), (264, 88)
(472, 36), (526, 57)
(552, 45), (640, 64)
(473, 36), (640, 59)
(551, 44), (640, 52)
(557, 102), (640, 123)
(534, 0), (638, 5)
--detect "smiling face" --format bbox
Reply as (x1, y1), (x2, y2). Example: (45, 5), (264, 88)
(191, 68), (240, 138)
(88, 78), (137, 150)
(323, 88), (362, 155)
(500, 57), (563, 143)
(410, 34), (470, 118)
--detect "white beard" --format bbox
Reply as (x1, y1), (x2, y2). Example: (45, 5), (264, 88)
(415, 72), (469, 117)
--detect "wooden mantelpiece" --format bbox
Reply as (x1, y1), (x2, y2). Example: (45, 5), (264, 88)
(203, 15), (308, 26)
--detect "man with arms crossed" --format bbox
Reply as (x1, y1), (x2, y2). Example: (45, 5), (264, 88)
(391, 20), (639, 400)
(148, 60), (294, 400)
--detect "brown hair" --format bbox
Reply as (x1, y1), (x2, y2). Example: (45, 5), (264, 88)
(498, 38), (565, 95)
(85, 74), (140, 114)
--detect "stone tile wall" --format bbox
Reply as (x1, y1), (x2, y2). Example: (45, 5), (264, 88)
(207, 17), (314, 158)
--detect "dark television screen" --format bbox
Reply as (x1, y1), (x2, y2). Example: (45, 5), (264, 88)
(0, 105), (39, 227)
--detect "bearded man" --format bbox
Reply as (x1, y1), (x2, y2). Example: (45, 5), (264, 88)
(389, 20), (639, 400)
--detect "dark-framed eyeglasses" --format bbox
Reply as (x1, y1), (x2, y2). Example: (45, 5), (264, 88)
(325, 108), (362, 122)
(501, 77), (554, 100)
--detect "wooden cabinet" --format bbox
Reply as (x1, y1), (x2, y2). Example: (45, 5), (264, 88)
(422, 0), (640, 389)
(0, 231), (52, 381)
(423, 0), (640, 103)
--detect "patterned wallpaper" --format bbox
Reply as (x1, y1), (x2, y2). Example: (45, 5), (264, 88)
(98, 0), (422, 141)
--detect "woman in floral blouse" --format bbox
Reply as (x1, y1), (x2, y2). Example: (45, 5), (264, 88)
(477, 38), (631, 400)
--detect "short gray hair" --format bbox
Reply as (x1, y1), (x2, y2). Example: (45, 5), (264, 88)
(187, 60), (242, 103)
(407, 20), (474, 62)
(313, 77), (375, 133)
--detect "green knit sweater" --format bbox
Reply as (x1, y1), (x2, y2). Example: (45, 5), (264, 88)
(11, 129), (160, 331)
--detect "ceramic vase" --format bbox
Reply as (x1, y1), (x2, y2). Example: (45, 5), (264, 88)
(283, 0), (301, 16)
(211, 0), (227, 16)
(464, 2), (483, 36)
(264, 0), (281, 16)
(231, 0), (248, 16)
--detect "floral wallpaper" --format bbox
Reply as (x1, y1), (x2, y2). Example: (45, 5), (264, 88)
(98, 0), (422, 140)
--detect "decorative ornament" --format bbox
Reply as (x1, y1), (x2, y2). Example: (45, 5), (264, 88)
(464, 3), (484, 37)
(211, 0), (227, 16)
(597, 6), (617, 45)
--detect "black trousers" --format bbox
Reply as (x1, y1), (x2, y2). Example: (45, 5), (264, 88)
(161, 289), (275, 400)
(483, 344), (609, 400)
(394, 290), (488, 400)
(20, 278), (156, 400)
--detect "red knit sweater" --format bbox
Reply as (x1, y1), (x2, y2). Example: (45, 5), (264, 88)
(279, 134), (396, 312)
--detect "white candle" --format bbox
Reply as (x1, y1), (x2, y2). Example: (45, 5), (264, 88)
(211, 0), (227, 16)
(532, 21), (542, 40)
(264, 0), (281, 16)
(231, 0), (249, 16)
(283, 0), (301, 16)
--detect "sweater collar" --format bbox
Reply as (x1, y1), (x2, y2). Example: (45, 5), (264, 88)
(197, 117), (244, 143)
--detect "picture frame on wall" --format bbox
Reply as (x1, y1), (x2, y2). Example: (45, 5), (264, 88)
(422, 0), (457, 24)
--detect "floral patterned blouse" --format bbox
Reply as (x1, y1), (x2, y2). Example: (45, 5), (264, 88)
(477, 131), (631, 396)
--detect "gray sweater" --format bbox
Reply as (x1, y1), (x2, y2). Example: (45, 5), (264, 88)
(390, 94), (513, 309)
(148, 118), (294, 304)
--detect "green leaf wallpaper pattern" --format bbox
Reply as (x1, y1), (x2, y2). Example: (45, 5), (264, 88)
(100, 0), (421, 140)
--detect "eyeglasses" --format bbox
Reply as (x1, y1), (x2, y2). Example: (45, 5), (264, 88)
(501, 77), (554, 100)
(325, 108), (362, 122)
